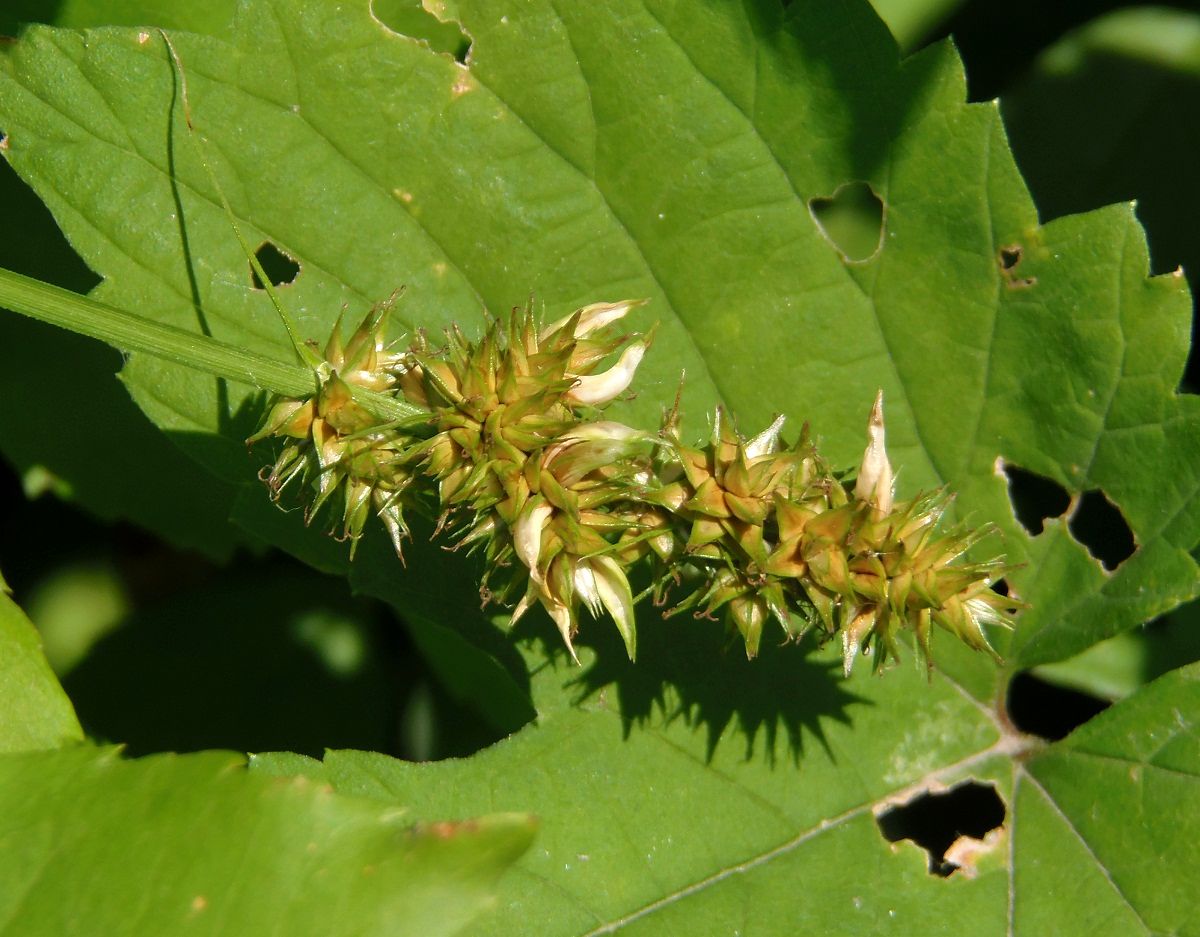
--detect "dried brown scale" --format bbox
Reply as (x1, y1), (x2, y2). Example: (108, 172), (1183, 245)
(251, 297), (1019, 674)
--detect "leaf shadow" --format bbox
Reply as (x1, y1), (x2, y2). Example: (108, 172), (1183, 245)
(0, 2), (66, 39)
(163, 37), (244, 451)
(159, 390), (269, 487)
(737, 0), (951, 184)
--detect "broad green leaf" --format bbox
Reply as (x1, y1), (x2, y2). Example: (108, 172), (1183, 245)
(255, 637), (1006, 937)
(0, 0), (1195, 678)
(0, 5), (1197, 930)
(257, 643), (1200, 935)
(0, 745), (534, 937)
(1018, 661), (1200, 935)
(0, 584), (82, 752)
(1002, 6), (1200, 371)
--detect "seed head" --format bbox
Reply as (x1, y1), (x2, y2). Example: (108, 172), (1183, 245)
(251, 295), (1020, 676)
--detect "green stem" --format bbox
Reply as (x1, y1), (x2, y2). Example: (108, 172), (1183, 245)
(0, 266), (425, 423)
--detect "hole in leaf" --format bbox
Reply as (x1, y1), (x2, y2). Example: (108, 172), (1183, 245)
(999, 245), (1021, 270)
(250, 242), (299, 290)
(992, 577), (1010, 597)
(998, 243), (1036, 288)
(1006, 670), (1110, 741)
(876, 781), (1006, 877)
(1002, 462), (1071, 535)
(372, 0), (472, 63)
(1069, 489), (1135, 571)
(808, 181), (884, 262)
(0, 128), (8, 151)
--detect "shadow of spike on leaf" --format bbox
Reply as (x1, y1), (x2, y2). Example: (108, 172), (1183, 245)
(553, 605), (867, 765)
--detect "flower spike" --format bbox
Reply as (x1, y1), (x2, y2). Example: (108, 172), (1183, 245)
(251, 297), (1020, 675)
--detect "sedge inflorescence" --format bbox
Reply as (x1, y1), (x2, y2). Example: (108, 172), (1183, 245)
(251, 297), (1017, 674)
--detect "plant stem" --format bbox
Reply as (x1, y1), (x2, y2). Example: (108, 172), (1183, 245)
(0, 266), (425, 423)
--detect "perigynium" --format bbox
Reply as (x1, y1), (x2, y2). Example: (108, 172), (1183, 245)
(252, 298), (1018, 674)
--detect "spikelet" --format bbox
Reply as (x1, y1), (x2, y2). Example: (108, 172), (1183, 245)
(398, 300), (654, 660)
(249, 296), (424, 558)
(641, 392), (1016, 673)
(250, 297), (1020, 673)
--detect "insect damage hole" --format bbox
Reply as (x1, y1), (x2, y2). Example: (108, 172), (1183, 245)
(998, 243), (1036, 288)
(808, 181), (885, 263)
(1001, 462), (1071, 535)
(250, 241), (300, 289)
(876, 781), (1006, 877)
(1069, 489), (1135, 571)
(372, 0), (473, 63)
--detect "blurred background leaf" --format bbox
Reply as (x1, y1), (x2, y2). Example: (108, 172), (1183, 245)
(0, 578), (82, 752)
(0, 745), (534, 937)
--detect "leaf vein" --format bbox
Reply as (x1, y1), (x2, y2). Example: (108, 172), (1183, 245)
(1020, 769), (1154, 935)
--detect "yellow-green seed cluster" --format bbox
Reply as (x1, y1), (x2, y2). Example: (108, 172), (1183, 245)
(252, 299), (1018, 673)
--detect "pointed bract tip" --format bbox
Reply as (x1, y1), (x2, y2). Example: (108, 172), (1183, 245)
(841, 629), (859, 677)
(540, 298), (648, 341)
(854, 389), (893, 516)
(565, 341), (646, 406)
(745, 414), (786, 460)
(514, 498), (553, 580)
(546, 600), (581, 665)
